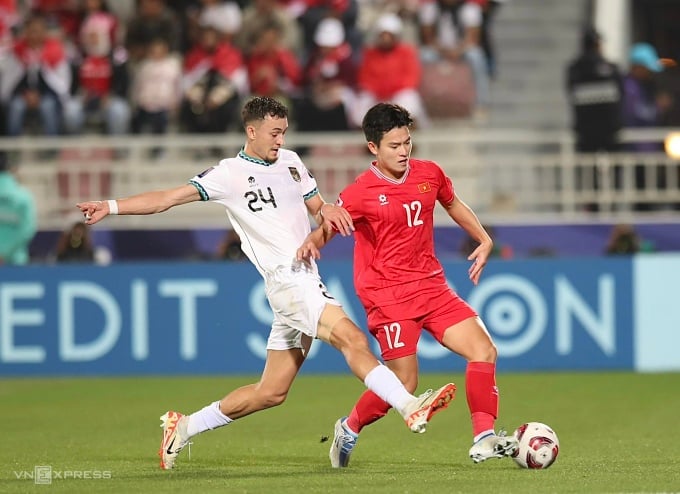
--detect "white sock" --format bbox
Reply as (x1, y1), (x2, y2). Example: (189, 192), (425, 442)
(186, 400), (233, 438)
(363, 364), (416, 417)
(473, 429), (495, 443)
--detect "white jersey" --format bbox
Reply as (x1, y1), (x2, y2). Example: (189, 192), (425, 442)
(190, 148), (320, 277)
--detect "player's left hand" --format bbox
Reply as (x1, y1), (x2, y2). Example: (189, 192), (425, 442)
(320, 203), (354, 236)
(467, 242), (492, 285)
(296, 240), (321, 264)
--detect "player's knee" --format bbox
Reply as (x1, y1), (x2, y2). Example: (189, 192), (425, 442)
(475, 340), (497, 363)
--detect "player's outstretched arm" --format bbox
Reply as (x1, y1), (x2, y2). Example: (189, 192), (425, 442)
(76, 184), (202, 226)
(444, 195), (493, 285)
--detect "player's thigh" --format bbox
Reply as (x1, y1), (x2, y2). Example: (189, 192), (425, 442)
(367, 304), (422, 361)
(421, 288), (492, 359)
(440, 316), (496, 362)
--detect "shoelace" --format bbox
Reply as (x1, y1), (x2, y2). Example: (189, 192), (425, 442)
(339, 427), (357, 448)
(493, 429), (516, 453)
(417, 389), (433, 403)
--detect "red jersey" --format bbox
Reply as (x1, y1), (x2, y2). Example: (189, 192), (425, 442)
(78, 56), (112, 96)
(246, 48), (301, 97)
(357, 42), (421, 100)
(338, 158), (454, 307)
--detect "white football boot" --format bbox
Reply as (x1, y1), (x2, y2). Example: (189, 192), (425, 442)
(159, 411), (191, 470)
(329, 417), (358, 468)
(469, 430), (519, 463)
(403, 383), (457, 433)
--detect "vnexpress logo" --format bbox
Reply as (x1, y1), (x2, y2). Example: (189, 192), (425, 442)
(13, 465), (112, 484)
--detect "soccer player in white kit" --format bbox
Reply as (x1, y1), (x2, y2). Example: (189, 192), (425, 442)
(76, 96), (455, 470)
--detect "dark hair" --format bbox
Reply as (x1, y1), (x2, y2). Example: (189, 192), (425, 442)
(361, 103), (414, 145)
(241, 96), (288, 128)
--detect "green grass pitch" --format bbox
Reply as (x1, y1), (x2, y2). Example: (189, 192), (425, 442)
(1, 372), (679, 493)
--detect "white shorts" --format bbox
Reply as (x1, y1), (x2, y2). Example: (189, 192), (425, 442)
(264, 265), (342, 350)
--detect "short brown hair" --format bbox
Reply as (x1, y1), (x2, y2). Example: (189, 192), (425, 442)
(241, 97), (288, 128)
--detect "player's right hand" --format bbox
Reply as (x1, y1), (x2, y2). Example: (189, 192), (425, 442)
(76, 200), (108, 225)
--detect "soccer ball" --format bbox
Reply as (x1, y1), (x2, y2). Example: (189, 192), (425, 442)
(511, 422), (559, 469)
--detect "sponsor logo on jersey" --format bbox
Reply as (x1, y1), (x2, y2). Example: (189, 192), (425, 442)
(418, 182), (431, 193)
(197, 166), (215, 178)
(288, 167), (301, 182)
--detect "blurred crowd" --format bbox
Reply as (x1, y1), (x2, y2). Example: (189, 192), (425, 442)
(0, 0), (502, 145)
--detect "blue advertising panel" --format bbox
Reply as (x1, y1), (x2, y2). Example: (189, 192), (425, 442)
(460, 258), (633, 372)
(0, 258), (635, 376)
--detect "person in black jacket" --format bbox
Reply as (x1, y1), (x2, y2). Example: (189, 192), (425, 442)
(566, 28), (624, 211)
(566, 28), (623, 152)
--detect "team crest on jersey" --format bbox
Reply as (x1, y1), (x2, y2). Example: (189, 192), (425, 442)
(288, 167), (301, 182)
(248, 176), (257, 187)
(378, 194), (388, 205)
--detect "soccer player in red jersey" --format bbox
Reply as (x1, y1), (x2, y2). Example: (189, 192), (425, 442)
(297, 102), (519, 466)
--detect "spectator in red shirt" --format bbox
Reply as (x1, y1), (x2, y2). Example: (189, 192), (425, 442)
(244, 19), (301, 101)
(295, 16), (357, 131)
(63, 13), (130, 136)
(352, 13), (430, 128)
(179, 24), (248, 137)
(2, 14), (71, 137)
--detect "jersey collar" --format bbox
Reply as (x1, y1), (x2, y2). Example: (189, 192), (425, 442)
(238, 147), (277, 167)
(370, 162), (410, 184)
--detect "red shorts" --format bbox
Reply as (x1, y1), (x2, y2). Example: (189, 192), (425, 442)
(366, 286), (477, 361)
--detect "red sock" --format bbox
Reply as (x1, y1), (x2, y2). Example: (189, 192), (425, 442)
(346, 390), (391, 434)
(466, 361), (499, 437)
